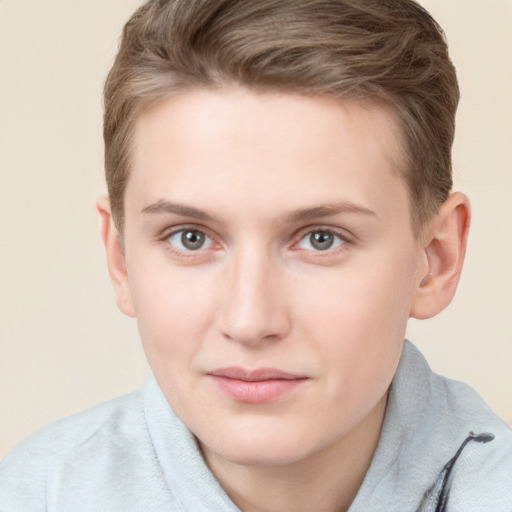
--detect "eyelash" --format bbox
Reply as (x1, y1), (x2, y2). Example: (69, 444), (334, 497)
(293, 227), (350, 254)
(160, 225), (352, 257)
(161, 225), (218, 257)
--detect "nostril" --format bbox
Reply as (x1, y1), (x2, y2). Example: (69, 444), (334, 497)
(218, 317), (288, 347)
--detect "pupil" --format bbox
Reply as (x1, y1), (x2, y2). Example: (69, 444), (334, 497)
(311, 231), (333, 250)
(182, 230), (204, 250)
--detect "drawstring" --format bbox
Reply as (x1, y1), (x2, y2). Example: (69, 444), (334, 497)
(415, 432), (495, 512)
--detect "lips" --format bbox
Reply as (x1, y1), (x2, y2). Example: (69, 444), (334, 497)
(207, 367), (309, 403)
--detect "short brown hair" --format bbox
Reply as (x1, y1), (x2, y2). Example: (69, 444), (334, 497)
(104, 0), (459, 233)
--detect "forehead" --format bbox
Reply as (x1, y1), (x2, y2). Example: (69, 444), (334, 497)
(127, 88), (409, 225)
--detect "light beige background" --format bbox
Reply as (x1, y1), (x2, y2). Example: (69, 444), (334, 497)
(1, 0), (511, 459)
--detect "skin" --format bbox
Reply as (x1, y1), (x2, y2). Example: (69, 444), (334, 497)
(98, 88), (470, 512)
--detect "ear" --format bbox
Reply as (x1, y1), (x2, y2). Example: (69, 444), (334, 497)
(96, 196), (136, 318)
(410, 192), (471, 320)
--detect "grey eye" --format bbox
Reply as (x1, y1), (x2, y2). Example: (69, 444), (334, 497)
(168, 229), (213, 251)
(181, 230), (205, 250)
(310, 231), (334, 250)
(298, 230), (345, 251)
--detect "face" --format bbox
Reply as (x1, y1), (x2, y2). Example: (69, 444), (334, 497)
(119, 89), (428, 467)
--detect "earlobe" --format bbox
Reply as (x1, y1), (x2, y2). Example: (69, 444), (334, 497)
(410, 192), (470, 320)
(96, 196), (136, 318)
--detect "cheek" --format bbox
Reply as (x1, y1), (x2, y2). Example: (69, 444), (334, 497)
(297, 254), (415, 340)
(128, 260), (218, 363)
(293, 251), (417, 397)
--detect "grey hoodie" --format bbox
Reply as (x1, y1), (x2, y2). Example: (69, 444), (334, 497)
(1, 341), (511, 511)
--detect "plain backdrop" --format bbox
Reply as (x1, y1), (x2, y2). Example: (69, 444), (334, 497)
(1, 0), (511, 459)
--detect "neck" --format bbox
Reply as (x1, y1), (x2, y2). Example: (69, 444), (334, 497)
(201, 393), (387, 512)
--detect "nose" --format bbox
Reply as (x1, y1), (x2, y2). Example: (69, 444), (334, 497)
(216, 248), (291, 347)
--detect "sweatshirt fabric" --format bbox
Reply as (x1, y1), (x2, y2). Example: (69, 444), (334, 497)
(1, 340), (511, 511)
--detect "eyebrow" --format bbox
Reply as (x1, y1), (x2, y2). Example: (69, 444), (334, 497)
(141, 200), (377, 224)
(142, 200), (216, 221)
(282, 202), (377, 223)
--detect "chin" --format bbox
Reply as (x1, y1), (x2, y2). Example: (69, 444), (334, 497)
(211, 444), (309, 468)
(198, 421), (323, 468)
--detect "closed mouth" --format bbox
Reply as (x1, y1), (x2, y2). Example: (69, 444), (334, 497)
(207, 367), (309, 403)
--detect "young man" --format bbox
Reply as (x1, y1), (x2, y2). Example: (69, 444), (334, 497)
(1, 0), (511, 510)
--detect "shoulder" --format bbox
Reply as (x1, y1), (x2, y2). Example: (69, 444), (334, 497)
(402, 342), (512, 510)
(398, 341), (509, 436)
(1, 388), (145, 464)
(447, 427), (512, 511)
(433, 374), (512, 511)
(352, 341), (512, 512)
(0, 389), (146, 510)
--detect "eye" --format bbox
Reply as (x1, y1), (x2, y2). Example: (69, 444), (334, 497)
(297, 229), (346, 251)
(167, 229), (213, 252)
